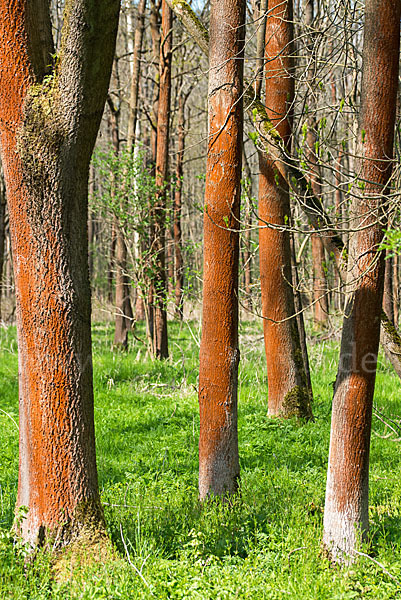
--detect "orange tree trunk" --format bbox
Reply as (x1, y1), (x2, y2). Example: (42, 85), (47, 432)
(323, 0), (400, 561)
(0, 0), (119, 547)
(198, 0), (245, 499)
(259, 0), (312, 419)
(151, 0), (172, 359)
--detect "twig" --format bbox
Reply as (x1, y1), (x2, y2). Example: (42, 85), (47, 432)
(120, 524), (153, 592)
(288, 546), (307, 572)
(354, 551), (401, 586)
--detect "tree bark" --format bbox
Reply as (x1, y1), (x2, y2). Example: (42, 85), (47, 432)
(0, 0), (119, 547)
(198, 0), (245, 500)
(323, 0), (400, 561)
(259, 0), (312, 419)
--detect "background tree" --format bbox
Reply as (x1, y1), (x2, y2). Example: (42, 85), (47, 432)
(323, 0), (400, 562)
(198, 0), (245, 499)
(258, 0), (313, 419)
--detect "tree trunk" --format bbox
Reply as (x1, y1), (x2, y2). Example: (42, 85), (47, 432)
(127, 0), (147, 323)
(383, 254), (394, 325)
(323, 0), (400, 562)
(127, 0), (147, 151)
(290, 232), (313, 401)
(107, 90), (133, 349)
(0, 168), (6, 322)
(0, 0), (120, 547)
(304, 0), (329, 327)
(393, 253), (399, 326)
(198, 0), (245, 500)
(254, 0), (268, 98)
(242, 150), (253, 313)
(259, 0), (312, 419)
(311, 232), (329, 325)
(151, 0), (172, 359)
(174, 92), (186, 319)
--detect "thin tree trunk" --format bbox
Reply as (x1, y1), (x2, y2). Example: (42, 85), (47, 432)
(151, 0), (172, 359)
(107, 222), (116, 303)
(0, 0), (120, 547)
(259, 0), (312, 419)
(304, 0), (329, 327)
(88, 164), (95, 280)
(323, 0), (400, 561)
(174, 91), (186, 319)
(198, 0), (245, 500)
(0, 168), (5, 322)
(383, 254), (394, 325)
(242, 149), (253, 313)
(393, 253), (399, 326)
(146, 0), (161, 344)
(254, 0), (268, 98)
(108, 91), (133, 349)
(290, 232), (313, 401)
(127, 0), (147, 151)
(127, 0), (146, 322)
(311, 232), (329, 325)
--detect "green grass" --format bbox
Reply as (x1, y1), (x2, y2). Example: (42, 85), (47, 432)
(1, 320), (401, 598)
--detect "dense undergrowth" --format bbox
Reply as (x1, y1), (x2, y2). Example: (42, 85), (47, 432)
(1, 319), (401, 598)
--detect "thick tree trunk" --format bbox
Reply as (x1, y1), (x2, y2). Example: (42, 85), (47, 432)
(259, 0), (312, 419)
(323, 0), (400, 561)
(198, 0), (244, 499)
(151, 0), (172, 359)
(0, 0), (119, 547)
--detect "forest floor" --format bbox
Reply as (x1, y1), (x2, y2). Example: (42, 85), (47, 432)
(1, 319), (401, 599)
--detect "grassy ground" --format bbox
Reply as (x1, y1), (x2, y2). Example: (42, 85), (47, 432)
(1, 319), (401, 598)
